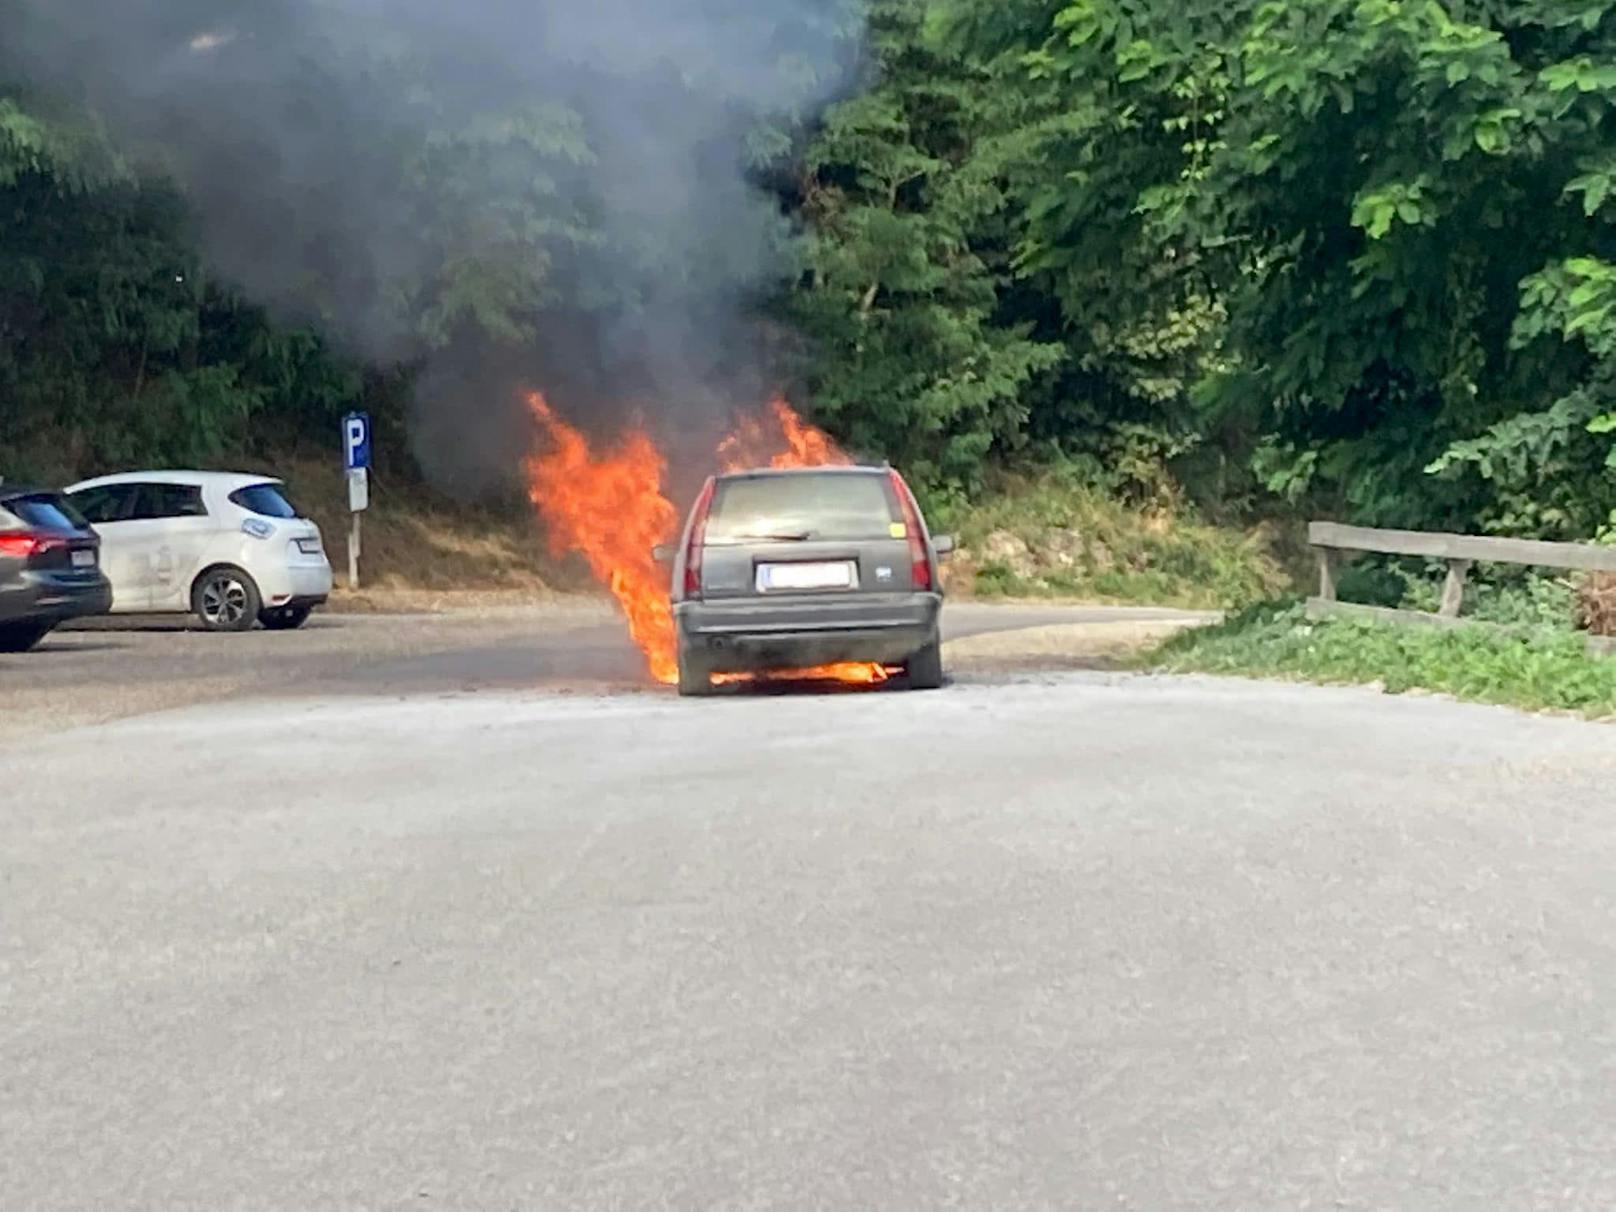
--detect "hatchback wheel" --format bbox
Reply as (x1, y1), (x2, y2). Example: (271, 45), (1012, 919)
(906, 632), (944, 690)
(259, 605), (312, 631)
(676, 645), (716, 697)
(192, 567), (262, 632)
(0, 621), (53, 653)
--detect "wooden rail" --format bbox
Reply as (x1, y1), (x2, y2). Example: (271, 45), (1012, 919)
(1307, 522), (1616, 657)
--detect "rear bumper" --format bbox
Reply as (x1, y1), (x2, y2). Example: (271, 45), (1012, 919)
(260, 561), (334, 608)
(676, 592), (941, 671)
(2, 573), (113, 624)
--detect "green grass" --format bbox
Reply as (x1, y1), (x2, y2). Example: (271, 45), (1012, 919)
(948, 470), (1288, 608)
(1151, 601), (1616, 717)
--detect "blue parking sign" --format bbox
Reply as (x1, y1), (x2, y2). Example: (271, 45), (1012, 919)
(343, 412), (372, 472)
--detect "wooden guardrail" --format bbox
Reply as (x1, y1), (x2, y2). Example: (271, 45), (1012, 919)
(1308, 522), (1616, 657)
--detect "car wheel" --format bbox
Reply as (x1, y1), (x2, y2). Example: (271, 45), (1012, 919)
(0, 621), (53, 653)
(192, 567), (262, 632)
(906, 632), (945, 690)
(676, 645), (715, 697)
(258, 605), (312, 631)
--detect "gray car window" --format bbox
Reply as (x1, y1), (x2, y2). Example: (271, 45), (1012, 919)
(70, 485), (141, 524)
(228, 484), (300, 519)
(130, 484), (207, 520)
(704, 473), (900, 544)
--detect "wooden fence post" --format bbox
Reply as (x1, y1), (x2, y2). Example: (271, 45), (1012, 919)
(1439, 559), (1471, 619)
(1317, 548), (1341, 602)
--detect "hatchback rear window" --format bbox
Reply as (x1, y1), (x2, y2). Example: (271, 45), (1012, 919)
(229, 484), (301, 519)
(704, 472), (900, 544)
(2, 493), (89, 532)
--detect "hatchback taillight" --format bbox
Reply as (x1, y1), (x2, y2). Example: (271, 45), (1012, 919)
(682, 477), (717, 598)
(887, 470), (932, 591)
(0, 532), (63, 559)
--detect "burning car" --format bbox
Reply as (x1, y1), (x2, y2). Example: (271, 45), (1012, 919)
(660, 465), (953, 696)
(525, 391), (950, 694)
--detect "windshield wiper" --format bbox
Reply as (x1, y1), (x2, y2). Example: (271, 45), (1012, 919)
(735, 530), (814, 542)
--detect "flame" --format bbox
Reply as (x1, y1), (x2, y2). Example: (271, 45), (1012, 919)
(525, 390), (890, 690)
(718, 396), (851, 473)
(712, 664), (893, 688)
(524, 391), (679, 684)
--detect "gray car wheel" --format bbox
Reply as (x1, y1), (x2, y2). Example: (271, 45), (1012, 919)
(676, 644), (716, 697)
(0, 621), (53, 652)
(259, 605), (312, 631)
(906, 632), (944, 690)
(192, 567), (262, 632)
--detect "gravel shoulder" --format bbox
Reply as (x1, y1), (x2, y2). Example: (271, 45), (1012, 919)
(946, 618), (1207, 673)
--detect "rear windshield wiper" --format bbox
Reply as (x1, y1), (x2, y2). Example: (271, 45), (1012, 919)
(734, 530), (814, 542)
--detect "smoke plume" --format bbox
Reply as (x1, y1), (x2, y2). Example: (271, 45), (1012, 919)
(2, 0), (859, 489)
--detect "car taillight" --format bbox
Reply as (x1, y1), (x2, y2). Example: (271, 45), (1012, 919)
(887, 469), (932, 591)
(682, 477), (717, 598)
(0, 532), (64, 559)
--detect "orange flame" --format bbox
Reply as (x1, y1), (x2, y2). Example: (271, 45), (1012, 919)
(524, 391), (680, 684)
(525, 391), (889, 689)
(718, 397), (852, 473)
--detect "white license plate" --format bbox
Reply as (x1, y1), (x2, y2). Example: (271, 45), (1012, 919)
(70, 549), (96, 569)
(757, 561), (857, 592)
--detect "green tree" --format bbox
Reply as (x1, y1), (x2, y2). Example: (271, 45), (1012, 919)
(941, 0), (1616, 533)
(784, 0), (1064, 492)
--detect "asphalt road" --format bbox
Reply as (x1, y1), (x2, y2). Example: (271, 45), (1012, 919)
(0, 601), (1208, 734)
(3, 606), (1615, 1209)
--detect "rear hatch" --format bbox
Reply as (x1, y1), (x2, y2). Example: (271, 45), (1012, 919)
(0, 493), (102, 578)
(697, 470), (920, 600)
(229, 481), (327, 564)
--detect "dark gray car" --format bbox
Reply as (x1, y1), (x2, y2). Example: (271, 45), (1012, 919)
(0, 486), (113, 651)
(664, 466), (953, 696)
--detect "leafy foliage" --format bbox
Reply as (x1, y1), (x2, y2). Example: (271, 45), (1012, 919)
(782, 0), (1065, 491)
(0, 134), (363, 480)
(784, 0), (1616, 532)
(9, 0), (1616, 555)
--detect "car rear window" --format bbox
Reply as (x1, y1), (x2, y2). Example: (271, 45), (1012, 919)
(229, 483), (300, 519)
(704, 472), (900, 544)
(1, 493), (89, 532)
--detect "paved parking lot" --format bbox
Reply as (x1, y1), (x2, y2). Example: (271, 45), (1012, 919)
(0, 601), (1208, 736)
(4, 648), (1613, 1208)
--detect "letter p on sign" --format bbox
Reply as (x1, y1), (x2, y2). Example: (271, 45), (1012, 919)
(343, 412), (371, 472)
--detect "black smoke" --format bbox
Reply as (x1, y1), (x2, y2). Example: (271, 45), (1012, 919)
(2, 0), (859, 489)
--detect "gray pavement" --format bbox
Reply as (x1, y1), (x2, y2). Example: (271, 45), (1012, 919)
(0, 602), (1212, 733)
(3, 610), (1615, 1209)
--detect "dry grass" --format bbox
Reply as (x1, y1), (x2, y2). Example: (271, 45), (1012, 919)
(274, 456), (581, 595)
(1577, 572), (1616, 637)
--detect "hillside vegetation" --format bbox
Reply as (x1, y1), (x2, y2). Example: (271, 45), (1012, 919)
(7, 1), (1616, 585)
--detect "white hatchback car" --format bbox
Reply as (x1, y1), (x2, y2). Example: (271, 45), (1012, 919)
(65, 471), (334, 631)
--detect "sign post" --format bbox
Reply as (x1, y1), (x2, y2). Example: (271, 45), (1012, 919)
(342, 412), (372, 590)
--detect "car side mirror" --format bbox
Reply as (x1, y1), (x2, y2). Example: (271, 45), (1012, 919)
(932, 534), (956, 557)
(651, 543), (675, 563)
